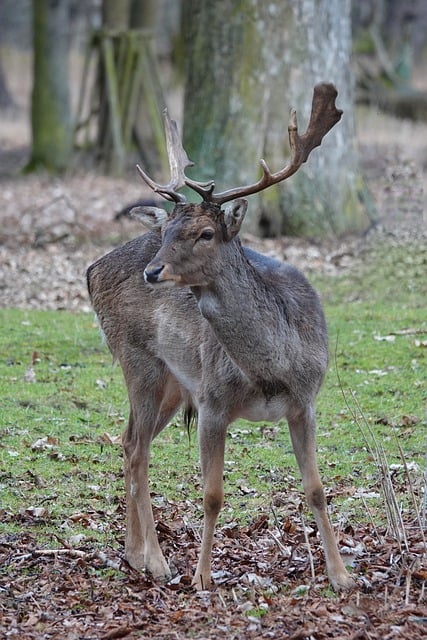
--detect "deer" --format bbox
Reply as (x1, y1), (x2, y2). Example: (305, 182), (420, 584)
(87, 83), (354, 592)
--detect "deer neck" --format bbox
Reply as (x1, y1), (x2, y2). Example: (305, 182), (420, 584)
(190, 240), (290, 395)
(191, 239), (259, 313)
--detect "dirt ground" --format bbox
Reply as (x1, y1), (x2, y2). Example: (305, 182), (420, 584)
(1, 95), (426, 638)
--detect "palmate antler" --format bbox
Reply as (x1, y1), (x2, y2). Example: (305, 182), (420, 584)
(136, 83), (342, 206)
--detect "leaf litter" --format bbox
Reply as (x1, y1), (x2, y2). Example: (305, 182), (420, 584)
(1, 497), (426, 639)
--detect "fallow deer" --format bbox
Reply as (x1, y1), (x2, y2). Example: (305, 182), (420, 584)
(87, 83), (354, 591)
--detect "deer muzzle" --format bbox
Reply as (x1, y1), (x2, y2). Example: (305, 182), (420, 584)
(144, 263), (182, 287)
(144, 264), (165, 284)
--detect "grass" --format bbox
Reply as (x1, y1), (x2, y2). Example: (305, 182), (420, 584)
(0, 241), (426, 548)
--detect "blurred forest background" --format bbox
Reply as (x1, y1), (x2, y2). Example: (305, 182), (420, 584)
(0, 0), (426, 250)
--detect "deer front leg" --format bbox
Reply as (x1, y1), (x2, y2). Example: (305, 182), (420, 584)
(193, 417), (227, 590)
(288, 405), (354, 591)
(123, 409), (171, 581)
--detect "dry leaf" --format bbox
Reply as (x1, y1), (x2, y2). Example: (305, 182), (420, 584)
(98, 432), (122, 445)
(25, 506), (48, 518)
(24, 366), (36, 382)
(31, 436), (60, 450)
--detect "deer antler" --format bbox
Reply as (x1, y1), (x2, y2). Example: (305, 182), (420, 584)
(136, 110), (214, 204)
(209, 82), (342, 205)
(137, 83), (342, 206)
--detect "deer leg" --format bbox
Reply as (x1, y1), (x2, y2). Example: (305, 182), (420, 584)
(123, 375), (181, 580)
(287, 404), (354, 591)
(123, 407), (146, 571)
(193, 414), (227, 590)
(124, 423), (170, 579)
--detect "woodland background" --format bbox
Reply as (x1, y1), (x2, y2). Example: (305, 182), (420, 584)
(0, 1), (426, 639)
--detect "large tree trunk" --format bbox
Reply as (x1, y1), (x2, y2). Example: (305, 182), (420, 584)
(29, 0), (73, 172)
(182, 0), (370, 236)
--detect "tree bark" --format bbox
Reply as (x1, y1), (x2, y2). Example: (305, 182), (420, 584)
(102, 0), (130, 31)
(0, 52), (15, 110)
(29, 0), (73, 172)
(182, 0), (370, 236)
(130, 0), (156, 30)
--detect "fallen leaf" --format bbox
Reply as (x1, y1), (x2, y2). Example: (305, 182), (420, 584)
(25, 506), (48, 518)
(24, 366), (36, 382)
(98, 432), (122, 445)
(31, 436), (60, 450)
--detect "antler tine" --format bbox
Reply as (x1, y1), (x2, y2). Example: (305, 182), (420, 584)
(185, 177), (216, 200)
(210, 82), (343, 206)
(136, 110), (195, 204)
(136, 110), (217, 204)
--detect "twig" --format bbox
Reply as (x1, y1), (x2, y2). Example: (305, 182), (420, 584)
(20, 548), (128, 573)
(300, 512), (316, 582)
(422, 446), (427, 529)
(359, 492), (384, 544)
(418, 580), (425, 604)
(182, 515), (202, 542)
(405, 569), (412, 606)
(270, 502), (289, 549)
(267, 530), (291, 557)
(32, 548), (89, 558)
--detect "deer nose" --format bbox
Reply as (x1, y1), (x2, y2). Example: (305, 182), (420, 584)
(144, 264), (164, 283)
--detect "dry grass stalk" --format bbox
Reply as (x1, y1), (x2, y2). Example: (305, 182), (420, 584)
(395, 438), (427, 560)
(346, 388), (409, 551)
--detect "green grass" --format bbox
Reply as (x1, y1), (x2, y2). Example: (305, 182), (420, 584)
(0, 242), (426, 546)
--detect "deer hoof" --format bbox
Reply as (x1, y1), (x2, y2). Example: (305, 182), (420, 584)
(146, 555), (172, 582)
(192, 573), (212, 591)
(330, 571), (356, 592)
(125, 547), (145, 571)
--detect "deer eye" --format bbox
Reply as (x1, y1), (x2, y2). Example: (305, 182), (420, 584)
(197, 228), (215, 242)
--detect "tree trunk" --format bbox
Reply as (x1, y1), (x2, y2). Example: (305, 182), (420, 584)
(29, 0), (73, 172)
(0, 53), (16, 110)
(182, 0), (370, 237)
(102, 0), (130, 30)
(130, 0), (156, 30)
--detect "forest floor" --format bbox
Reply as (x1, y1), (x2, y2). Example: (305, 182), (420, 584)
(0, 103), (426, 639)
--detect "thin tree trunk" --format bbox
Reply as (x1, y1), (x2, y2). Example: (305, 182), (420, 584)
(29, 0), (73, 172)
(0, 53), (16, 110)
(102, 0), (130, 31)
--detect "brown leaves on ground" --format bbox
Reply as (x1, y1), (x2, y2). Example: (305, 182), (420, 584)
(1, 504), (426, 640)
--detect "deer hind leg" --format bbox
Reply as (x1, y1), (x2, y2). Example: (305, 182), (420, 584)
(192, 410), (228, 590)
(123, 373), (182, 581)
(287, 404), (354, 591)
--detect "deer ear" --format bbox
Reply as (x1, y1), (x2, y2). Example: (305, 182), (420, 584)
(129, 206), (168, 230)
(222, 199), (248, 240)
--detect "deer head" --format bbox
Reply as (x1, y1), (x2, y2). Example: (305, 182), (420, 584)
(133, 82), (342, 287)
